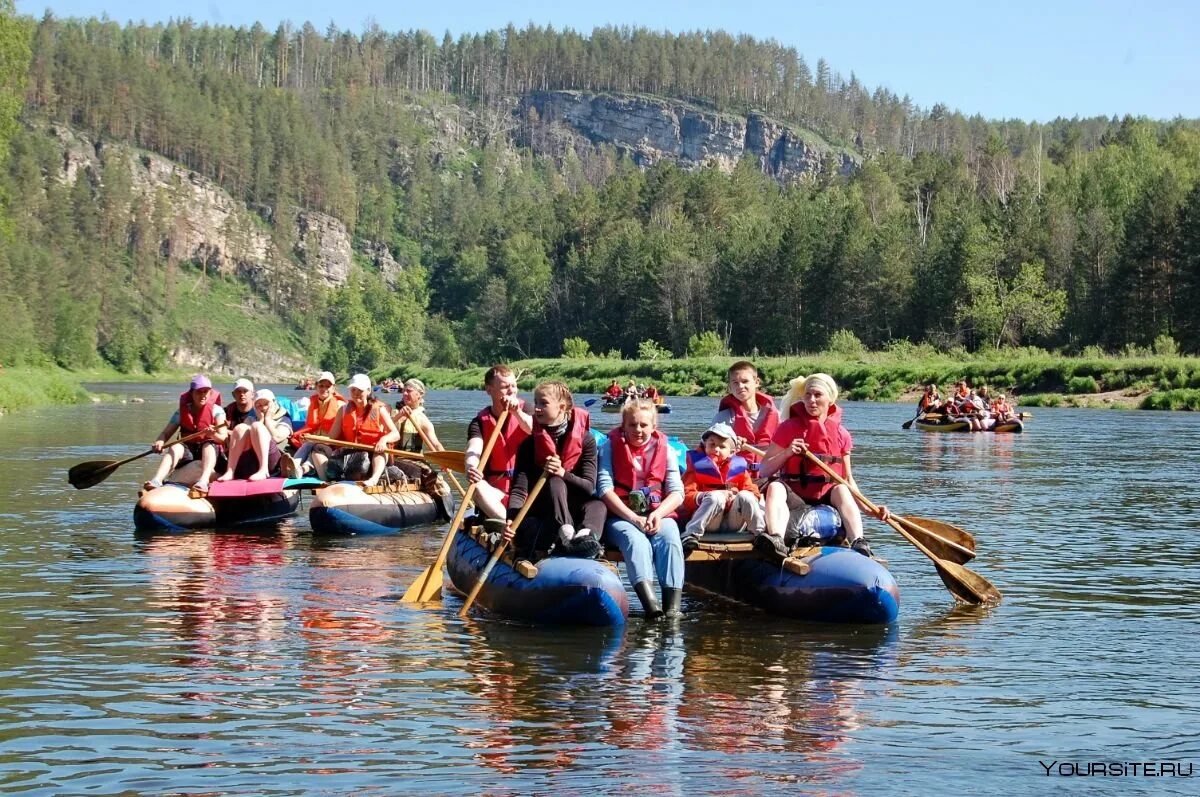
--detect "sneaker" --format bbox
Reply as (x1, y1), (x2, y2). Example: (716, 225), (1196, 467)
(557, 524), (577, 547)
(681, 535), (700, 553)
(851, 538), (873, 558)
(280, 455), (300, 479)
(568, 534), (603, 560)
(753, 533), (789, 558)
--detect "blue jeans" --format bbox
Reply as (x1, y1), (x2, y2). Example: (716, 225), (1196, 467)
(603, 517), (684, 590)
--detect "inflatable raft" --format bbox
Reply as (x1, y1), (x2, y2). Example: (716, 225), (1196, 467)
(683, 534), (900, 624)
(133, 477), (306, 532)
(445, 526), (629, 626)
(915, 416), (1024, 433)
(309, 481), (453, 535)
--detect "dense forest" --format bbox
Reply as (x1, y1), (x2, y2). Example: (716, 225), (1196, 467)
(1, 9), (1199, 375)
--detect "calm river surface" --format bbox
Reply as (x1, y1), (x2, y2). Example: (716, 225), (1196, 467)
(2, 384), (1198, 795)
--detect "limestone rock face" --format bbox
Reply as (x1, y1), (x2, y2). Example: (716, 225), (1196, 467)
(521, 91), (859, 180)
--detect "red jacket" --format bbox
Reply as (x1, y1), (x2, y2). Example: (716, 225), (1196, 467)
(717, 392), (779, 473)
(477, 402), (530, 496)
(178, 389), (222, 436)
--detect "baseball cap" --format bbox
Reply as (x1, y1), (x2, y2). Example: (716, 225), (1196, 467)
(189, 374), (212, 391)
(316, 371), (336, 386)
(255, 388), (276, 403)
(348, 373), (372, 393)
(702, 422), (736, 442)
(233, 378), (255, 393)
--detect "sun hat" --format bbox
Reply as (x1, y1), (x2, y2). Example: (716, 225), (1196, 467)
(189, 374), (212, 391)
(255, 388), (276, 403)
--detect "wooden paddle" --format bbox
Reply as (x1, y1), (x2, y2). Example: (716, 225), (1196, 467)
(393, 406), (468, 500)
(796, 448), (1001, 604)
(302, 434), (466, 472)
(68, 424), (225, 490)
(459, 470), (548, 617)
(901, 407), (926, 430)
(400, 408), (509, 604)
(745, 445), (977, 563)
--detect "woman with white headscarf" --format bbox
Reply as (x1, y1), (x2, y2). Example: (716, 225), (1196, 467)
(756, 373), (887, 558)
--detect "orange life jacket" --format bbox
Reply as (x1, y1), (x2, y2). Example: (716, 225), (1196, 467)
(477, 402), (530, 495)
(178, 389), (222, 436)
(533, 410), (590, 471)
(717, 392), (779, 472)
(340, 400), (386, 446)
(779, 403), (850, 502)
(609, 427), (672, 514)
(292, 391), (346, 447)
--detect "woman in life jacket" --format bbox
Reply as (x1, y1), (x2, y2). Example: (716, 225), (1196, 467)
(216, 389), (291, 484)
(502, 381), (605, 561)
(597, 398), (686, 618)
(292, 371), (347, 468)
(144, 374), (229, 492)
(308, 373), (400, 486)
(757, 374), (888, 558)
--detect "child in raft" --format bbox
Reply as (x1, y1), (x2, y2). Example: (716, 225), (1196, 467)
(678, 421), (763, 551)
(502, 381), (606, 560)
(756, 373), (887, 557)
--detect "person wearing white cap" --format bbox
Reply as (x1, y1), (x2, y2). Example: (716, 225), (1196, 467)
(215, 388), (293, 484)
(679, 421), (763, 550)
(308, 373), (400, 486)
(144, 375), (228, 492)
(757, 373), (888, 558)
(290, 371), (346, 470)
(224, 378), (256, 428)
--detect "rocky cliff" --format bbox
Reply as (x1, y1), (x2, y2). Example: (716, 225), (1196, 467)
(521, 91), (859, 180)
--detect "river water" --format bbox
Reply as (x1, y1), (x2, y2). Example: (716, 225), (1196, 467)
(1, 384), (1198, 795)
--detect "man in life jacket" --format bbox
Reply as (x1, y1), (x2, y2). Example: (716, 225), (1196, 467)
(465, 365), (533, 521)
(144, 374), (228, 491)
(680, 422), (763, 550)
(291, 371), (347, 470)
(711, 361), (779, 477)
(603, 379), (623, 400)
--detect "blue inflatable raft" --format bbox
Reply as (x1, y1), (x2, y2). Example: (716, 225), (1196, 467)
(446, 528), (629, 626)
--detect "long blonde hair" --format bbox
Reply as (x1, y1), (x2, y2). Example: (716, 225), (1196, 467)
(779, 373), (840, 416)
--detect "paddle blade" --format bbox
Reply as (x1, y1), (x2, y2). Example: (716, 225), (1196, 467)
(901, 418), (916, 429)
(401, 564), (444, 603)
(897, 519), (976, 564)
(68, 460), (119, 490)
(935, 559), (1003, 605)
(423, 449), (467, 471)
(903, 515), (976, 552)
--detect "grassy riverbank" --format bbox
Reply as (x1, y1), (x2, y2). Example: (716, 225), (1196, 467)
(0, 367), (92, 415)
(379, 347), (1200, 410)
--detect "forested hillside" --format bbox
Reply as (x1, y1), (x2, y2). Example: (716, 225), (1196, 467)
(2, 10), (1200, 376)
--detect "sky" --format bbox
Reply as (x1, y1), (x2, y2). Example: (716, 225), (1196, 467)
(16, 0), (1200, 123)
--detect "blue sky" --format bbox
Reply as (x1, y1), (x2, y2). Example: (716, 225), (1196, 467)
(17, 0), (1200, 122)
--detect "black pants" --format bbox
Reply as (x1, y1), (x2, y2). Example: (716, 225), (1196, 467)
(511, 476), (606, 557)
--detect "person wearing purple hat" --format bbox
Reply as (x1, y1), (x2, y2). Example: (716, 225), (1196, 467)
(143, 375), (228, 492)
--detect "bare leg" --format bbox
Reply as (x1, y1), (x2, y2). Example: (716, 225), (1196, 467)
(245, 422), (271, 481)
(828, 485), (864, 543)
(472, 481), (508, 519)
(218, 432), (250, 482)
(194, 443), (219, 489)
(764, 481), (790, 538)
(362, 453), (387, 487)
(309, 444), (332, 479)
(150, 442), (185, 485)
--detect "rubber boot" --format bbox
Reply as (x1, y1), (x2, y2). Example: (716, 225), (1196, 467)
(634, 580), (663, 619)
(662, 587), (682, 617)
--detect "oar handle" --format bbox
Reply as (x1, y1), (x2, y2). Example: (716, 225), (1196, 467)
(400, 409), (509, 603)
(136, 422), (227, 466)
(302, 434), (455, 463)
(459, 470), (547, 617)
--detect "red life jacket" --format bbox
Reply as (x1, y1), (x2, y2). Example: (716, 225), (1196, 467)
(477, 402), (530, 494)
(340, 400), (386, 445)
(178, 389), (222, 436)
(609, 427), (673, 515)
(718, 392), (779, 472)
(779, 403), (850, 502)
(685, 449), (751, 490)
(533, 409), (590, 471)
